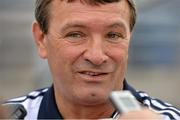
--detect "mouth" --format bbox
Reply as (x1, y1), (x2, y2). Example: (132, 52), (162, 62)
(79, 71), (108, 76)
(77, 70), (110, 82)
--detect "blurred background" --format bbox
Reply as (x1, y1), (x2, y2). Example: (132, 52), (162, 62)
(0, 0), (180, 108)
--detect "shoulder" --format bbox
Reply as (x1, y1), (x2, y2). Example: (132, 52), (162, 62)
(137, 91), (180, 120)
(6, 87), (49, 103)
(4, 87), (49, 119)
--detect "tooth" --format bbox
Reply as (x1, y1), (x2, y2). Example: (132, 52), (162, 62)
(84, 72), (98, 76)
(82, 71), (104, 76)
(89, 72), (94, 76)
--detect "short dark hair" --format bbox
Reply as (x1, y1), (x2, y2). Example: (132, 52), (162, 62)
(35, 0), (137, 34)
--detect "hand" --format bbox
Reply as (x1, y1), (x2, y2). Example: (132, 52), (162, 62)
(119, 108), (162, 120)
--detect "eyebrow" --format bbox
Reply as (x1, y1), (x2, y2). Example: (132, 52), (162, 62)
(61, 22), (87, 32)
(60, 21), (128, 33)
(106, 22), (127, 32)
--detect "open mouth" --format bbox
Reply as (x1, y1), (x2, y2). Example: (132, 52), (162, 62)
(79, 71), (108, 76)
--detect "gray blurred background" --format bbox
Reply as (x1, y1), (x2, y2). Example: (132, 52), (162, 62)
(0, 0), (179, 108)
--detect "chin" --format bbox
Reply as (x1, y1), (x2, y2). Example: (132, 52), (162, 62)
(76, 90), (110, 106)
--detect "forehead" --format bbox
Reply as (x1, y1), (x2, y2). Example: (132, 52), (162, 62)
(49, 0), (130, 30)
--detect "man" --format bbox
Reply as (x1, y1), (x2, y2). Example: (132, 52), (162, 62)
(5, 0), (180, 119)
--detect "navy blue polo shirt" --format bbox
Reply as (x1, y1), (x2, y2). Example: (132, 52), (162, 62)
(38, 80), (141, 119)
(5, 80), (180, 119)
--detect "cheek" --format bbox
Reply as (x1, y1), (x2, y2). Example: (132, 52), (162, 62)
(52, 43), (85, 75)
(107, 43), (129, 64)
(108, 45), (129, 90)
(110, 48), (128, 77)
(47, 44), (83, 93)
(108, 43), (129, 73)
(59, 45), (85, 65)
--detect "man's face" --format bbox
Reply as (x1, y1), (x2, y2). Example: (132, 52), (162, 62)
(42, 0), (131, 105)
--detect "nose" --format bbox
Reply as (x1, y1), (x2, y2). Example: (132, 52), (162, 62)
(83, 39), (108, 65)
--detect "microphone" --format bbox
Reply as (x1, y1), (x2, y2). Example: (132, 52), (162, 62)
(4, 104), (27, 119)
(109, 91), (141, 113)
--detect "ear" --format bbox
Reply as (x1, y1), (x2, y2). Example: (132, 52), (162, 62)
(32, 21), (48, 59)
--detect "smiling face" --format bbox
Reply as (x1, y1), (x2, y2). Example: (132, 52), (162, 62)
(33, 0), (131, 106)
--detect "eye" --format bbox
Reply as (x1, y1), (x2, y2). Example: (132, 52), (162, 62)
(106, 32), (123, 40)
(65, 31), (86, 38)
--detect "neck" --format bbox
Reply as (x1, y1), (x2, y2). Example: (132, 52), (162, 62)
(54, 90), (115, 119)
(60, 102), (114, 119)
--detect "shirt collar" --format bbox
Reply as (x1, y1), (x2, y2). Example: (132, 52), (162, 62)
(123, 79), (143, 102)
(38, 86), (63, 119)
(38, 79), (141, 119)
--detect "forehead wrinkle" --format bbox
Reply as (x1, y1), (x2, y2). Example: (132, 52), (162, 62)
(53, 0), (129, 16)
(61, 21), (127, 31)
(107, 22), (128, 32)
(59, 19), (129, 34)
(51, 0), (131, 32)
(61, 22), (87, 32)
